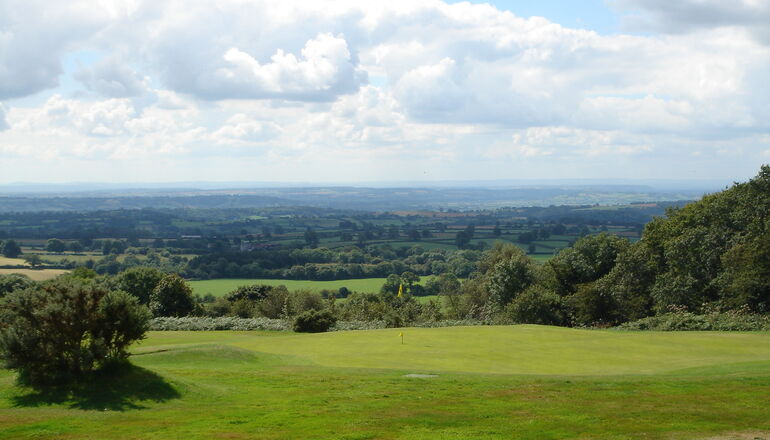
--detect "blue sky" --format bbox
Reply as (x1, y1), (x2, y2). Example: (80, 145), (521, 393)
(471, 0), (619, 34)
(0, 0), (768, 184)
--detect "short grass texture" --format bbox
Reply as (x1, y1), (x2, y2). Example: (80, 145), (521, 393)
(2, 326), (770, 439)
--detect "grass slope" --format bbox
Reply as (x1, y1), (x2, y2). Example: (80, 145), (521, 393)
(1, 326), (770, 439)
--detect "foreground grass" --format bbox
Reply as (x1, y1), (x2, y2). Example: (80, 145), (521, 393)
(1, 326), (770, 439)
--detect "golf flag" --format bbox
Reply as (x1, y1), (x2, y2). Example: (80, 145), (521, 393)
(399, 332), (404, 344)
(397, 283), (403, 298)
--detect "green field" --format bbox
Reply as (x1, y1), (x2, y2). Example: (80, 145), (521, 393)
(1, 326), (770, 439)
(189, 278), (395, 296)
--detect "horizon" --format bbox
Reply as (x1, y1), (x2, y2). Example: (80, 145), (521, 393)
(1, 0), (769, 183)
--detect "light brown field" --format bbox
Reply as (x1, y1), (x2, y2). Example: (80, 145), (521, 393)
(0, 268), (68, 280)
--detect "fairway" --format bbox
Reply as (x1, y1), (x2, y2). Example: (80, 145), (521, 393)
(189, 277), (393, 296)
(2, 326), (770, 439)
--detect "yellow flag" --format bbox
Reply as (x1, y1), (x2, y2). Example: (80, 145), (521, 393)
(399, 332), (403, 337)
(397, 284), (403, 298)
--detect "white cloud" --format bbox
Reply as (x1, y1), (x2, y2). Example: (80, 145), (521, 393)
(613, 0), (770, 44)
(0, 103), (8, 131)
(0, 0), (768, 182)
(74, 56), (150, 97)
(0, 0), (112, 99)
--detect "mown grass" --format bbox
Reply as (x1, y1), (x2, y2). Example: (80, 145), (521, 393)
(1, 326), (769, 439)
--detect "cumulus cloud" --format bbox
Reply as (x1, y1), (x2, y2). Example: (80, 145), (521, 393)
(198, 33), (365, 100)
(74, 57), (150, 97)
(0, 0), (112, 99)
(0, 103), (8, 131)
(1, 0), (769, 181)
(613, 0), (770, 43)
(212, 114), (280, 144)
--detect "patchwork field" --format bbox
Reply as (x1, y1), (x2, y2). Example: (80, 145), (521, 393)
(1, 326), (769, 439)
(0, 268), (69, 281)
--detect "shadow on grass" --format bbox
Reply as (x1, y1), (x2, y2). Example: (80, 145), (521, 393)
(10, 363), (181, 411)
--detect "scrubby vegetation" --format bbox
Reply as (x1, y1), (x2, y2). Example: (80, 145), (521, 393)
(0, 278), (150, 386)
(1, 166), (769, 336)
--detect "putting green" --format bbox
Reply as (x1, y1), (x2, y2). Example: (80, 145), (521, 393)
(140, 325), (770, 376)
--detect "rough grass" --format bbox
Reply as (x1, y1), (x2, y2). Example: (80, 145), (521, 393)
(1, 326), (770, 439)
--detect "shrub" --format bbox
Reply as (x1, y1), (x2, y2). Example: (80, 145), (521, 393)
(504, 285), (566, 325)
(616, 308), (770, 331)
(150, 316), (290, 331)
(293, 309), (337, 333)
(0, 274), (35, 298)
(0, 281), (150, 386)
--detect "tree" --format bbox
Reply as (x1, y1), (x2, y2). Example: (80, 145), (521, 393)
(0, 274), (34, 298)
(116, 267), (165, 305)
(485, 246), (537, 308)
(547, 233), (630, 297)
(504, 285), (565, 325)
(23, 254), (42, 268)
(304, 228), (319, 248)
(1, 240), (21, 258)
(0, 280), (150, 385)
(149, 274), (196, 317)
(455, 230), (472, 249)
(68, 241), (84, 253)
(46, 238), (67, 253)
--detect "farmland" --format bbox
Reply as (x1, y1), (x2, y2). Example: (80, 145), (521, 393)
(190, 277), (393, 297)
(1, 326), (769, 439)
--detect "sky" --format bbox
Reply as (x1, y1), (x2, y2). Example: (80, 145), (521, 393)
(1, 0), (769, 184)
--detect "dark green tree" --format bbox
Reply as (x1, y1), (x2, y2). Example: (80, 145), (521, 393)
(1, 240), (21, 258)
(149, 274), (196, 317)
(0, 280), (150, 385)
(45, 239), (67, 253)
(116, 267), (165, 304)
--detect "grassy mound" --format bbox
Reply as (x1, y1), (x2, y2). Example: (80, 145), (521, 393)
(1, 326), (769, 439)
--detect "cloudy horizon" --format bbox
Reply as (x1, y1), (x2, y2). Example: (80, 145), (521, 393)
(1, 0), (769, 184)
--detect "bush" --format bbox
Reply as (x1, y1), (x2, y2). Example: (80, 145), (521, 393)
(0, 281), (150, 386)
(504, 285), (566, 325)
(293, 309), (337, 333)
(150, 316), (290, 331)
(616, 308), (770, 331)
(0, 274), (35, 298)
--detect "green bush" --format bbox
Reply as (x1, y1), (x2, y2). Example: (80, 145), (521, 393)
(293, 309), (337, 333)
(504, 286), (565, 326)
(0, 280), (150, 386)
(0, 274), (35, 298)
(616, 308), (770, 331)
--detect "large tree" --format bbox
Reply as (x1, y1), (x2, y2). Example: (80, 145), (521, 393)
(1, 240), (22, 258)
(149, 274), (196, 317)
